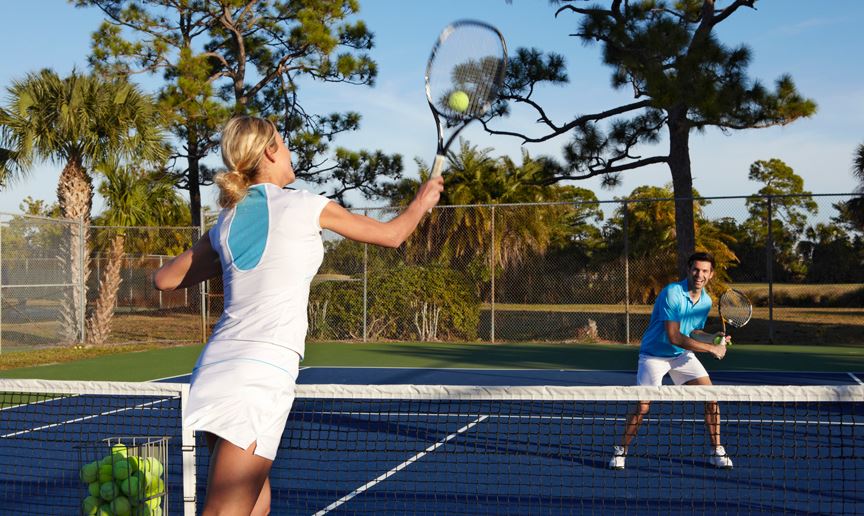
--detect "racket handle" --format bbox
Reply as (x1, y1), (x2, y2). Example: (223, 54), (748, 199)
(430, 154), (445, 179)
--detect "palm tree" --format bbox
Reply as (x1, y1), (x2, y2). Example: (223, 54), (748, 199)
(87, 164), (186, 346)
(404, 141), (598, 273)
(850, 143), (864, 229)
(0, 69), (167, 343)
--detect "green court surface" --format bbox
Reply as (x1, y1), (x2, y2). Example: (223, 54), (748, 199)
(1, 341), (862, 381)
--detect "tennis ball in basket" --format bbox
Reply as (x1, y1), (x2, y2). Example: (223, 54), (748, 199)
(121, 475), (142, 498)
(99, 454), (114, 467)
(112, 444), (128, 457)
(88, 481), (101, 498)
(126, 455), (141, 473)
(80, 461), (99, 483)
(82, 495), (101, 515)
(114, 460), (132, 480)
(448, 90), (470, 112)
(145, 457), (164, 478)
(100, 480), (119, 501)
(98, 464), (114, 483)
(111, 495), (132, 516)
(132, 505), (152, 516)
(145, 477), (165, 497)
(97, 504), (113, 516)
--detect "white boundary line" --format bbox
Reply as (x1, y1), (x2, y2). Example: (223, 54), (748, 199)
(848, 372), (864, 385)
(313, 415), (488, 515)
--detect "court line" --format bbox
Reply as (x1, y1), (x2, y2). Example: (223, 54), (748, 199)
(848, 372), (864, 385)
(313, 415), (489, 515)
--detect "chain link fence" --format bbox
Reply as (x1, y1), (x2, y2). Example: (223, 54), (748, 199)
(1, 193), (862, 352)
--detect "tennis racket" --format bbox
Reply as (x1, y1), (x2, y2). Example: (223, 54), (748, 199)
(716, 288), (753, 346)
(426, 20), (507, 178)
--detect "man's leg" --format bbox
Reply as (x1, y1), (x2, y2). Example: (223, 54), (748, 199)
(609, 355), (670, 469)
(684, 376), (733, 468)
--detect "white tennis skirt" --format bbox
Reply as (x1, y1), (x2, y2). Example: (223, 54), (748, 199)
(184, 340), (301, 460)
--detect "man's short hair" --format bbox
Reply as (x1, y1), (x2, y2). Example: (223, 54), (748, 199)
(688, 251), (715, 270)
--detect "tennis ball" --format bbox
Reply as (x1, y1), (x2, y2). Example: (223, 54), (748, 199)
(121, 475), (142, 499)
(126, 455), (141, 473)
(132, 505), (151, 516)
(145, 477), (165, 497)
(111, 495), (132, 516)
(114, 460), (132, 480)
(112, 444), (128, 457)
(150, 507), (163, 516)
(97, 503), (113, 516)
(144, 457), (164, 478)
(713, 335), (723, 345)
(98, 464), (114, 483)
(448, 90), (470, 113)
(88, 481), (101, 498)
(100, 480), (119, 501)
(80, 461), (99, 483)
(99, 454), (114, 467)
(82, 495), (101, 515)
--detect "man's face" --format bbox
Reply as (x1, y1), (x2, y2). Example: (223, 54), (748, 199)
(687, 260), (714, 291)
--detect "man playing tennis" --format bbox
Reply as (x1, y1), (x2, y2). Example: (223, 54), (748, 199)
(608, 252), (733, 470)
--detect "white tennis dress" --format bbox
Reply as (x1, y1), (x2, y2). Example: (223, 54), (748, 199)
(183, 183), (331, 460)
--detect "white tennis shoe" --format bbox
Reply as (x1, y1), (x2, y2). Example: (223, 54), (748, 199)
(709, 445), (733, 469)
(608, 446), (626, 470)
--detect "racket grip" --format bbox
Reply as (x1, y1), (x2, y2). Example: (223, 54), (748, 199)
(430, 154), (445, 179)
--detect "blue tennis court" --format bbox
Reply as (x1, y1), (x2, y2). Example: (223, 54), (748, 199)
(2, 369), (863, 515)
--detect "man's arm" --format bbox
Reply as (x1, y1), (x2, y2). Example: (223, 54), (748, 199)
(664, 321), (726, 360)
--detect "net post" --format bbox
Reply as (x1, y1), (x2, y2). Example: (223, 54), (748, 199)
(180, 383), (197, 516)
(199, 224), (207, 344)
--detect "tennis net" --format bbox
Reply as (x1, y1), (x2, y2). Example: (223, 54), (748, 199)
(2, 380), (863, 515)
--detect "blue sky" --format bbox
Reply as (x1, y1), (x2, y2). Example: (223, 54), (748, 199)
(1, 0), (862, 216)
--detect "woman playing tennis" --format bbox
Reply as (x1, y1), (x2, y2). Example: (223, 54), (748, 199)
(153, 115), (443, 515)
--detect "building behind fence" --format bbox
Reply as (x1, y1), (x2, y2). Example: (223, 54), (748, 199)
(1, 194), (861, 353)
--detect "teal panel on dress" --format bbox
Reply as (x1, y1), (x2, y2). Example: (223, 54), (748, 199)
(228, 185), (269, 270)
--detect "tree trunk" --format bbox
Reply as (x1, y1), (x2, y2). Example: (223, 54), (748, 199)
(56, 158), (92, 344)
(86, 234), (125, 346)
(188, 141), (202, 227)
(667, 112), (696, 278)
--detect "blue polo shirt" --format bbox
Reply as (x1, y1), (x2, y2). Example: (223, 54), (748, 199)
(640, 279), (712, 357)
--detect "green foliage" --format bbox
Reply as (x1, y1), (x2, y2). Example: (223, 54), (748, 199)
(76, 0), (399, 220)
(0, 69), (167, 191)
(309, 265), (480, 341)
(490, 0), (817, 272)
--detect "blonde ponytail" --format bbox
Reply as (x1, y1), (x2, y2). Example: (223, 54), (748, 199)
(215, 116), (278, 208)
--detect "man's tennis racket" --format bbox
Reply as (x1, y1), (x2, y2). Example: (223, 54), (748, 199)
(716, 288), (753, 346)
(426, 20), (507, 178)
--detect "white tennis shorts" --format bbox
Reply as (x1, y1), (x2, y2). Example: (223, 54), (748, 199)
(636, 351), (709, 386)
(184, 340), (301, 460)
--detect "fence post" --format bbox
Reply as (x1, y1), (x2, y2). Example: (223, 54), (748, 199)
(766, 196), (775, 344)
(79, 218), (86, 344)
(490, 205), (496, 344)
(623, 200), (630, 345)
(1, 218), (4, 354)
(363, 209), (368, 343)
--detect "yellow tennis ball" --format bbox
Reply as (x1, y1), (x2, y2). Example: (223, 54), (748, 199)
(713, 335), (723, 345)
(111, 495), (132, 516)
(100, 480), (119, 501)
(80, 461), (99, 483)
(448, 90), (469, 112)
(82, 496), (100, 515)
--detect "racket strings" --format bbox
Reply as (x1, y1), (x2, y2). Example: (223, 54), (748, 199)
(720, 291), (752, 327)
(427, 24), (506, 121)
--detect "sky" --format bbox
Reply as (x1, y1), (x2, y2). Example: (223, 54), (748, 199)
(0, 0), (862, 216)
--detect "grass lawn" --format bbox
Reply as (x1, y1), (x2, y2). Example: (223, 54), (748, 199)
(1, 340), (862, 382)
